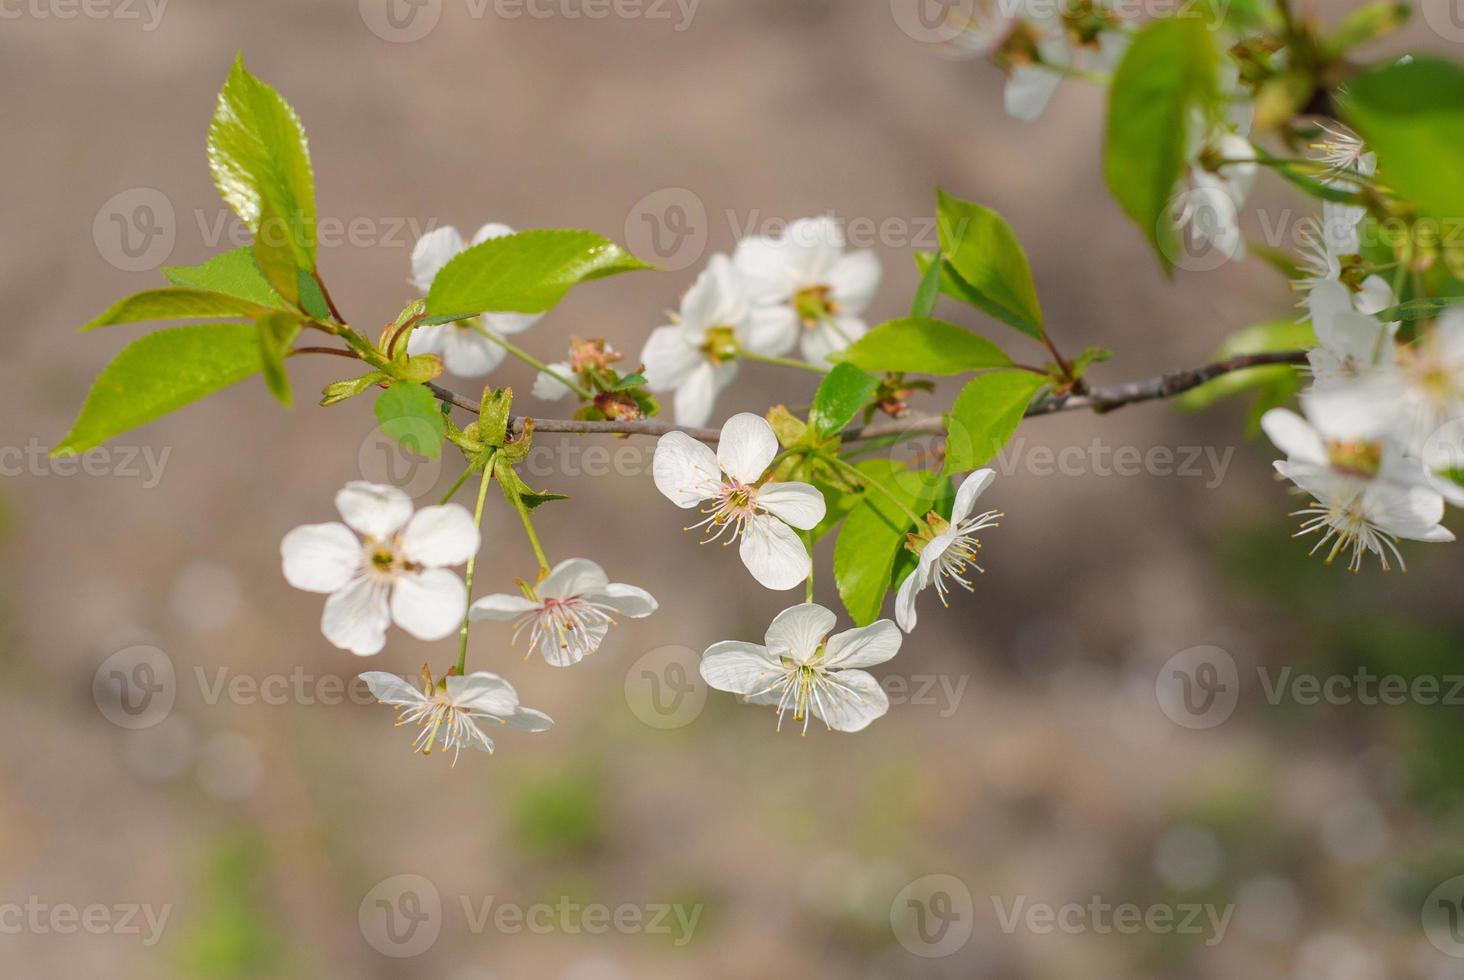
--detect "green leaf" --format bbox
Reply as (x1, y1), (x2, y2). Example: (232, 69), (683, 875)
(162, 247), (293, 310)
(910, 247), (944, 318)
(425, 230), (651, 319)
(833, 460), (948, 626)
(55, 324), (263, 455)
(1374, 296), (1464, 323)
(1104, 17), (1221, 272)
(1343, 58), (1464, 220)
(83, 289), (275, 332)
(610, 373), (647, 391)
(935, 189), (1044, 339)
(256, 313), (303, 406)
(809, 363), (879, 437)
(208, 54), (317, 304)
(374, 381), (446, 459)
(943, 371), (1046, 475)
(1174, 319), (1314, 413)
(838, 317), (1011, 376)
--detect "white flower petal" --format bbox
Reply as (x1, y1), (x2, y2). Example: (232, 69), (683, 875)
(469, 593), (541, 621)
(406, 322), (447, 357)
(411, 226), (464, 292)
(537, 619), (609, 667)
(764, 602), (837, 662)
(641, 325), (702, 392)
(739, 515), (812, 591)
(717, 412), (779, 485)
(673, 361), (725, 428)
(895, 571), (922, 633)
(400, 504), (479, 568)
(801, 318), (865, 365)
(653, 430), (723, 508)
(390, 568), (467, 641)
(360, 671), (425, 706)
(1005, 65), (1062, 121)
(1260, 409), (1327, 465)
(742, 305), (800, 357)
(499, 706), (555, 733)
(951, 468), (996, 523)
(812, 668), (889, 732)
(441, 327), (507, 378)
(538, 558), (610, 599)
(447, 671), (520, 714)
(732, 235), (795, 304)
(828, 250), (881, 315)
(699, 640), (781, 695)
(322, 578), (390, 656)
(824, 620), (902, 669)
(757, 482), (826, 530)
(591, 583), (658, 618)
(470, 222), (515, 245)
(336, 482), (414, 540)
(533, 362), (577, 401)
(783, 217), (844, 282)
(281, 522), (361, 594)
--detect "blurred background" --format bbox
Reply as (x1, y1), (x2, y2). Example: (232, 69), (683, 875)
(3, 0), (1464, 977)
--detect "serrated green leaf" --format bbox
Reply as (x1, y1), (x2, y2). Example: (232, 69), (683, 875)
(208, 54), (317, 304)
(910, 247), (944, 318)
(1104, 17), (1221, 272)
(935, 190), (1044, 339)
(425, 230), (651, 319)
(162, 247), (293, 310)
(55, 324), (263, 455)
(83, 289), (275, 332)
(256, 313), (303, 406)
(374, 381), (446, 459)
(1343, 58), (1464, 221)
(833, 460), (948, 626)
(943, 371), (1046, 474)
(809, 363), (879, 437)
(838, 317), (1011, 376)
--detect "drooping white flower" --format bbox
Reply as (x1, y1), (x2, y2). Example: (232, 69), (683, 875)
(1176, 130), (1256, 264)
(1292, 217), (1394, 316)
(469, 558), (658, 667)
(895, 469), (1002, 633)
(733, 216), (881, 366)
(641, 254), (787, 427)
(361, 667), (552, 764)
(1261, 399), (1453, 571)
(1309, 122), (1377, 178)
(700, 603), (900, 734)
(653, 413), (826, 591)
(1305, 280), (1396, 389)
(281, 482), (479, 655)
(1338, 308), (1464, 464)
(533, 361), (576, 401)
(1003, 24), (1129, 122)
(408, 223), (543, 378)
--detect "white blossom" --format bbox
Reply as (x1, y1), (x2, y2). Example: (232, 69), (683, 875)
(700, 603), (900, 733)
(1305, 280), (1396, 389)
(281, 482), (478, 655)
(895, 469), (1002, 633)
(653, 413), (826, 591)
(362, 667), (552, 764)
(469, 558), (657, 667)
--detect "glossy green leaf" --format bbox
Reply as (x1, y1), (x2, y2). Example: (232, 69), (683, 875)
(1104, 17), (1221, 272)
(208, 54), (317, 304)
(838, 317), (1011, 376)
(374, 381), (446, 459)
(833, 460), (949, 626)
(425, 230), (651, 319)
(809, 363), (880, 437)
(83, 289), (275, 332)
(935, 190), (1044, 339)
(943, 370), (1046, 474)
(55, 324), (263, 455)
(257, 313), (303, 407)
(162, 247), (293, 310)
(1343, 58), (1464, 220)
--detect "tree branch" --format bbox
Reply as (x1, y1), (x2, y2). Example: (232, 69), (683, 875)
(425, 351), (1309, 444)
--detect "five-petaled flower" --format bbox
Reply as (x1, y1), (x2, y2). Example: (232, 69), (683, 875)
(733, 216), (881, 367)
(408, 223), (543, 377)
(362, 667), (553, 764)
(469, 558), (658, 667)
(700, 603), (901, 733)
(895, 469), (1002, 633)
(281, 482), (479, 655)
(654, 413), (826, 591)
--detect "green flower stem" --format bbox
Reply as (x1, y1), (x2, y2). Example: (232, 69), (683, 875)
(455, 454), (497, 675)
(438, 466), (475, 506)
(502, 469), (552, 577)
(819, 453), (924, 526)
(741, 350), (827, 374)
(468, 321), (592, 399)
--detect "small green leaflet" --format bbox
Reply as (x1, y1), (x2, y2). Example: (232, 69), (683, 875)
(208, 54), (317, 305)
(1344, 58), (1464, 221)
(1374, 296), (1464, 323)
(838, 317), (1011, 376)
(943, 370), (1047, 474)
(257, 313), (303, 406)
(55, 324), (264, 455)
(935, 189), (1045, 340)
(1103, 17), (1221, 273)
(83, 289), (275, 332)
(809, 364), (880, 437)
(374, 382), (447, 459)
(425, 230), (651, 319)
(833, 460), (949, 626)
(163, 247), (295, 310)
(910, 247), (944, 318)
